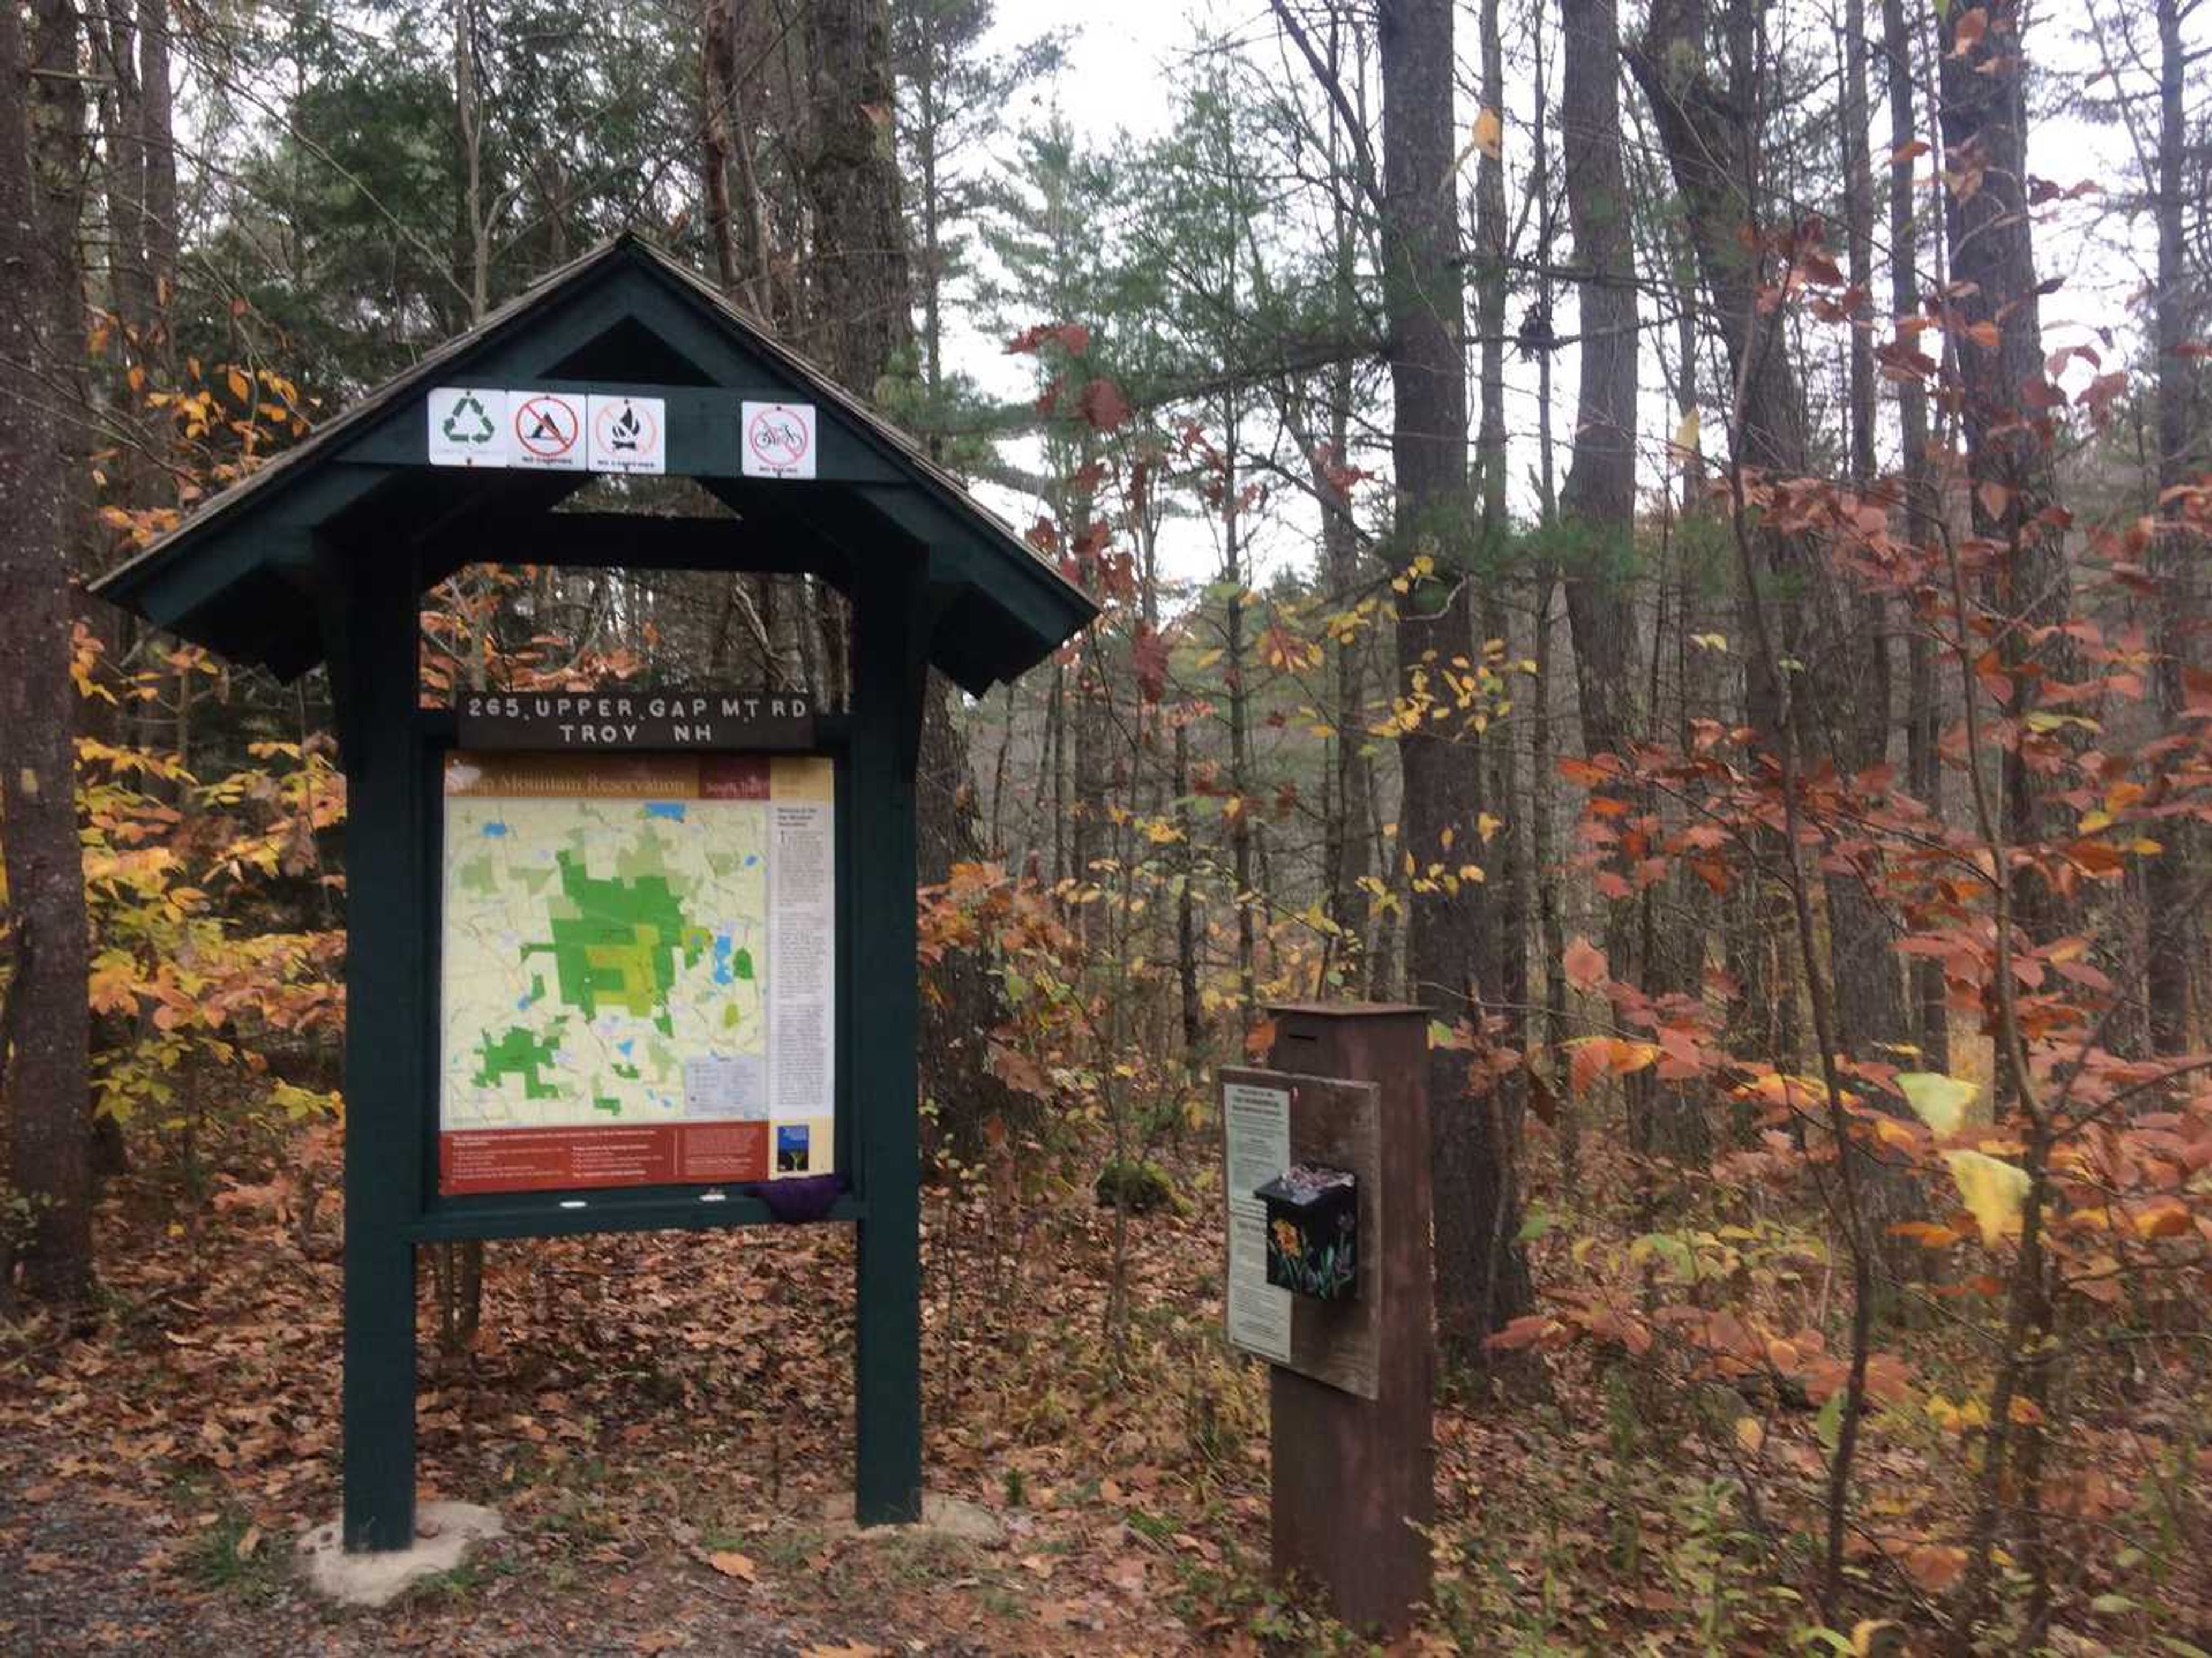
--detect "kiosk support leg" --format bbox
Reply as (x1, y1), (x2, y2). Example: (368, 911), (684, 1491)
(338, 551), (425, 1551)
(851, 563), (925, 1525)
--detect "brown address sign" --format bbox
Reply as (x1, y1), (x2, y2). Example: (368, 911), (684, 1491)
(456, 688), (814, 751)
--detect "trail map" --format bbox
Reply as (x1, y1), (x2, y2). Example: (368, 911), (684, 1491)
(437, 751), (835, 1195)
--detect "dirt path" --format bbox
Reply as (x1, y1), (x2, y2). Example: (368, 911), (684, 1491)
(0, 1441), (955, 1657)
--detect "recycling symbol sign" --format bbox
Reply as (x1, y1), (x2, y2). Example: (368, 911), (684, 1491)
(426, 387), (509, 467)
(441, 393), (496, 446)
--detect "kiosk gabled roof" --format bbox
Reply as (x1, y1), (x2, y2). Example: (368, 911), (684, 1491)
(89, 233), (1096, 695)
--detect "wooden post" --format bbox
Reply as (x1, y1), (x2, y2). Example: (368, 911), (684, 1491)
(337, 548), (426, 1551)
(848, 557), (926, 1524)
(1266, 1003), (1433, 1631)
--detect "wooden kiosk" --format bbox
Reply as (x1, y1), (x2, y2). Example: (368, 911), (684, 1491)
(90, 234), (1096, 1551)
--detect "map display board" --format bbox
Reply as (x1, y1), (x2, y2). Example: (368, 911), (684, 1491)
(438, 751), (835, 1195)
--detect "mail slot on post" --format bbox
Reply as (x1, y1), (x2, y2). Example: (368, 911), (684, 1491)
(1255, 1165), (1358, 1301)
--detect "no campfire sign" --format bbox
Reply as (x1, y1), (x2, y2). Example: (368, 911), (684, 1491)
(586, 394), (666, 474)
(743, 402), (817, 479)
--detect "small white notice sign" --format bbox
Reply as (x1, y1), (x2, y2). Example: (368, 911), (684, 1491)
(741, 401), (817, 479)
(1224, 1079), (1294, 1364)
(427, 387), (509, 468)
(507, 390), (586, 471)
(588, 394), (666, 474)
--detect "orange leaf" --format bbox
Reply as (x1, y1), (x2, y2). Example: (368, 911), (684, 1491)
(1562, 936), (1607, 991)
(2133, 1199), (2195, 1239)
(1904, 1543), (1967, 1592)
(1244, 1016), (1277, 1059)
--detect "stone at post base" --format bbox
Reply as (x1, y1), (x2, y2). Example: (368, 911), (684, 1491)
(294, 1501), (504, 1608)
(815, 1490), (1005, 1546)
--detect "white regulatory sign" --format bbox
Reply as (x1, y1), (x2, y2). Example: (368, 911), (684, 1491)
(427, 387), (509, 468)
(1223, 1079), (1294, 1364)
(741, 401), (817, 480)
(588, 394), (666, 474)
(507, 390), (586, 471)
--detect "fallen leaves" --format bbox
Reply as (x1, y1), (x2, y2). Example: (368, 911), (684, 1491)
(704, 1549), (755, 1581)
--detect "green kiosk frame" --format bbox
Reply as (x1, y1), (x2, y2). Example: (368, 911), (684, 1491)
(90, 234), (1096, 1551)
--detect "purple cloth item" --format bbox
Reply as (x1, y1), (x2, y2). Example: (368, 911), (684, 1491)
(751, 1173), (847, 1222)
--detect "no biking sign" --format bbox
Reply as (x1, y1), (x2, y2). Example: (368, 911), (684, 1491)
(743, 401), (817, 479)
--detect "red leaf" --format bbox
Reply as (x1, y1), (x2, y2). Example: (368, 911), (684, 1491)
(1133, 626), (1168, 705)
(1077, 377), (1133, 433)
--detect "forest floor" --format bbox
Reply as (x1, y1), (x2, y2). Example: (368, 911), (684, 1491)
(0, 1142), (1296, 1657)
(3, 1128), (2207, 1656)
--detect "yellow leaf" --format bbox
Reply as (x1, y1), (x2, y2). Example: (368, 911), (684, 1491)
(1734, 1417), (1765, 1454)
(1672, 407), (1701, 453)
(1944, 1150), (2030, 1248)
(1897, 1070), (1976, 1135)
(226, 366), (251, 403)
(1851, 1618), (1904, 1656)
(1472, 107), (1503, 160)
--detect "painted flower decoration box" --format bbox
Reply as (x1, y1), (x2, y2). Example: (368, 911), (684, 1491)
(1255, 1164), (1358, 1301)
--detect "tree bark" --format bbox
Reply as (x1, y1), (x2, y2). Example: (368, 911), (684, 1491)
(1378, 0), (1530, 1361)
(1884, 0), (1948, 1069)
(805, 0), (1022, 1152)
(1562, 0), (1681, 1168)
(1, 0), (96, 1306)
(804, 0), (908, 398)
(1938, 0), (2074, 946)
(2146, 0), (2200, 1051)
(700, 0), (741, 294)
(139, 0), (175, 346)
(1558, 0), (1646, 767)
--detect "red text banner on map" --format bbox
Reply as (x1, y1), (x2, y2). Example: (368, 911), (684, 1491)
(437, 752), (835, 1197)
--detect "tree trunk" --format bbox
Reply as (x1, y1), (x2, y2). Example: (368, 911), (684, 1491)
(1378, 0), (1530, 1363)
(1316, 71), (1369, 978)
(100, 0), (147, 337)
(139, 0), (175, 344)
(804, 0), (907, 398)
(1558, 0), (1646, 767)
(1, 0), (95, 1306)
(2146, 0), (2200, 1051)
(804, 0), (1020, 1152)
(1222, 423), (1256, 1022)
(1562, 0), (1677, 1168)
(453, 0), (488, 320)
(1937, 0), (2074, 946)
(1884, 0), (1948, 1069)
(700, 0), (741, 294)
